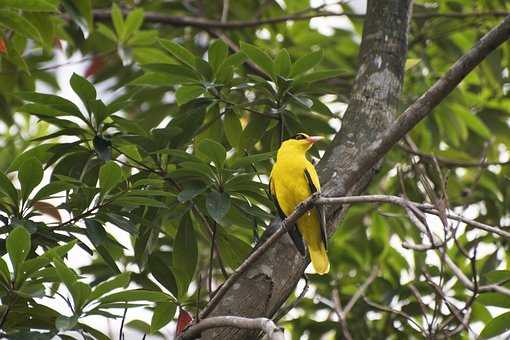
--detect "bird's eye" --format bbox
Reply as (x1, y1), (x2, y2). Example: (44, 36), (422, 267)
(293, 133), (307, 140)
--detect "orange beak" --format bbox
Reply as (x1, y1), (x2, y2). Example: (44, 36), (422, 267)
(306, 136), (324, 144)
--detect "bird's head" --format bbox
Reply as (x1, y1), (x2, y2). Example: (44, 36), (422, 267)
(278, 133), (324, 154)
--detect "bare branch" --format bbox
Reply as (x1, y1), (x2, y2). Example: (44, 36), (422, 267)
(332, 288), (353, 340)
(178, 316), (285, 340)
(363, 297), (426, 334)
(89, 9), (510, 30)
(316, 195), (510, 239)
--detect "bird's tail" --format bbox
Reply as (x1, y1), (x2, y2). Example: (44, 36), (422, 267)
(309, 243), (329, 275)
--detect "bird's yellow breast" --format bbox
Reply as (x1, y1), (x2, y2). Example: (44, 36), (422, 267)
(270, 154), (312, 217)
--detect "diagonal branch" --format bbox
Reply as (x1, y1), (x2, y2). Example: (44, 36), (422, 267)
(325, 14), (510, 198)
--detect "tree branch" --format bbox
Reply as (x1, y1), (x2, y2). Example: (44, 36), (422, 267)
(178, 316), (285, 340)
(89, 9), (510, 30)
(328, 15), (510, 197)
(332, 288), (353, 340)
(343, 266), (379, 315)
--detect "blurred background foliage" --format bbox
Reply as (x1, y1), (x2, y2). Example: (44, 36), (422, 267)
(0, 0), (509, 339)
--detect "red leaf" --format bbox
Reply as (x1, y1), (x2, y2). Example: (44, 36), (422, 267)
(32, 201), (62, 222)
(0, 38), (6, 54)
(84, 55), (105, 78)
(175, 308), (192, 335)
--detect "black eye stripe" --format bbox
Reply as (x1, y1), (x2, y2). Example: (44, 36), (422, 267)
(292, 133), (307, 140)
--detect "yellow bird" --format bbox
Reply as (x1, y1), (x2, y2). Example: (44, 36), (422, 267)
(270, 133), (329, 274)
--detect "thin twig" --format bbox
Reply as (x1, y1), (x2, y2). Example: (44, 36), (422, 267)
(272, 275), (309, 322)
(332, 288), (353, 340)
(363, 297), (426, 334)
(343, 266), (379, 315)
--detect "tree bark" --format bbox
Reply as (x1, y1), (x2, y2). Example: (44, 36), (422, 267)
(201, 1), (413, 339)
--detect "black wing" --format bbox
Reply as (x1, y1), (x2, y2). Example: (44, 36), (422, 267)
(269, 178), (306, 256)
(304, 169), (327, 250)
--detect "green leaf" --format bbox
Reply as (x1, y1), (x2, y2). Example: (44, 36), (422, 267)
(405, 58), (421, 71)
(19, 92), (82, 117)
(195, 54), (213, 80)
(217, 52), (247, 79)
(176, 85), (204, 106)
(99, 161), (122, 195)
(159, 39), (196, 69)
(32, 181), (73, 201)
(0, 258), (10, 284)
(20, 240), (77, 282)
(7, 143), (56, 172)
(70, 73), (97, 114)
(0, 171), (18, 205)
(290, 50), (322, 77)
(53, 258), (80, 301)
(106, 213), (137, 234)
(224, 111), (243, 148)
(240, 42), (274, 78)
(275, 49), (291, 77)
(71, 281), (91, 310)
(142, 63), (200, 82)
(455, 109), (491, 139)
(131, 73), (189, 87)
(230, 152), (274, 169)
(197, 139), (226, 169)
(18, 157), (43, 202)
(114, 196), (166, 208)
(217, 230), (251, 268)
(0, 0), (58, 11)
(73, 0), (93, 31)
(55, 315), (78, 331)
(79, 323), (110, 340)
(240, 117), (269, 150)
(124, 8), (144, 40)
(208, 39), (229, 73)
(149, 253), (178, 297)
(172, 213), (197, 297)
(97, 23), (117, 42)
(88, 272), (131, 302)
(206, 191), (231, 223)
(150, 302), (176, 333)
(111, 3), (124, 40)
(7, 226), (31, 277)
(176, 182), (208, 203)
(0, 9), (42, 43)
(100, 289), (175, 304)
(96, 245), (121, 274)
(84, 218), (108, 246)
(478, 293), (510, 308)
(128, 30), (158, 46)
(480, 312), (510, 339)
(293, 68), (347, 84)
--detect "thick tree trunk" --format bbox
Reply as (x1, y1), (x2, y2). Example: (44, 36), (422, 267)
(202, 1), (412, 338)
